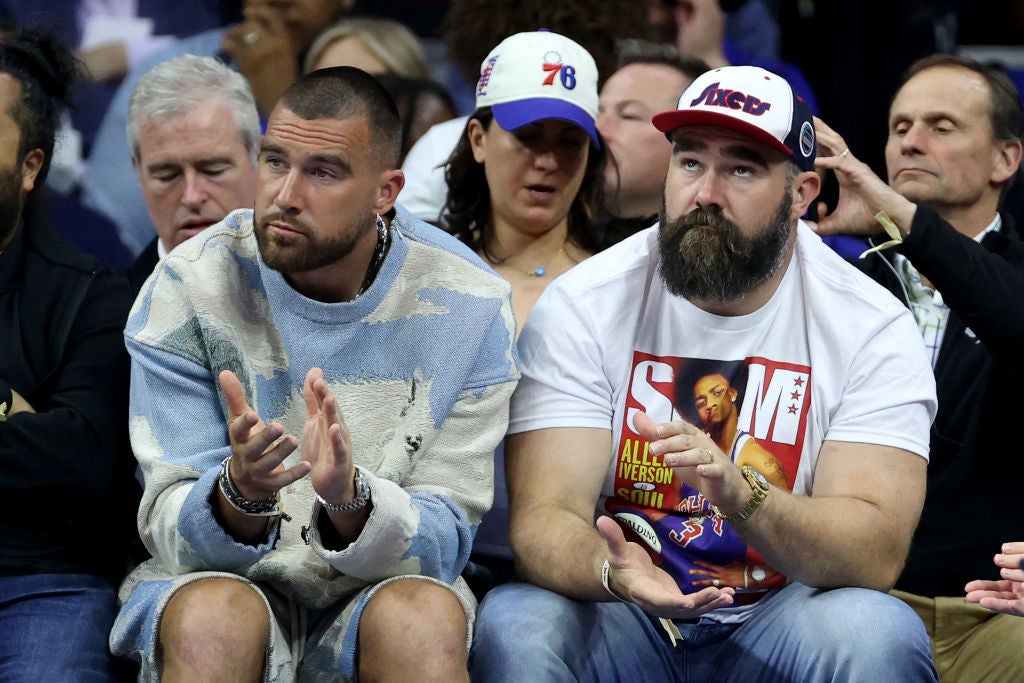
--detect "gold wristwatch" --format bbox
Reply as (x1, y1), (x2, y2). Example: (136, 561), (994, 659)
(710, 466), (769, 524)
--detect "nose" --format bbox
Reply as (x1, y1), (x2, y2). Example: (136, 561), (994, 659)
(273, 168), (303, 214)
(693, 171), (725, 211)
(900, 122), (925, 155)
(533, 146), (557, 173)
(181, 170), (208, 211)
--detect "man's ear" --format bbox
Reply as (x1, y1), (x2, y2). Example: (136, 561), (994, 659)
(791, 169), (821, 220)
(373, 168), (405, 214)
(20, 148), (43, 194)
(992, 138), (1023, 186)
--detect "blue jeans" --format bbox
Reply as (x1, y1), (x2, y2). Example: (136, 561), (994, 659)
(0, 573), (119, 682)
(470, 581), (937, 682)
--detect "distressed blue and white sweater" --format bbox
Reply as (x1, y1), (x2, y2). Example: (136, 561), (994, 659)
(122, 205), (519, 609)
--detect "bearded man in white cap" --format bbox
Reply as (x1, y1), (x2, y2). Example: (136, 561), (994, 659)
(469, 65), (940, 681)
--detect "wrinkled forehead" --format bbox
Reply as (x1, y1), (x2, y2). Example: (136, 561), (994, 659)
(890, 65), (993, 122)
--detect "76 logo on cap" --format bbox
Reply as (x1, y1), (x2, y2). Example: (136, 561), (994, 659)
(541, 50), (577, 90)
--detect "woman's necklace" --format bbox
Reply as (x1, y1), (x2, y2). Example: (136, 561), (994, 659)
(483, 240), (574, 278)
(524, 247), (565, 277)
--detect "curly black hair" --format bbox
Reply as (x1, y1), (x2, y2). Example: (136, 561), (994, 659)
(0, 26), (78, 188)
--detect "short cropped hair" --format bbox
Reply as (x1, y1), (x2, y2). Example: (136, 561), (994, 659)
(900, 54), (1024, 143)
(279, 66), (402, 170)
(127, 54), (260, 164)
(614, 38), (710, 83)
(0, 26), (77, 188)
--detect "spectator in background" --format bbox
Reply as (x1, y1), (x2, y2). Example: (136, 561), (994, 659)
(596, 39), (707, 247)
(667, 0), (818, 113)
(304, 17), (455, 162)
(82, 0), (352, 258)
(304, 17), (431, 78)
(377, 74), (456, 163)
(0, 27), (138, 682)
(401, 0), (653, 224)
(123, 54), (259, 294)
(813, 53), (1024, 682)
(0, 0), (229, 151)
(648, 0), (780, 62)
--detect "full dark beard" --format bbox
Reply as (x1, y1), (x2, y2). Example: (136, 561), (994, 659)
(255, 212), (372, 275)
(657, 190), (793, 302)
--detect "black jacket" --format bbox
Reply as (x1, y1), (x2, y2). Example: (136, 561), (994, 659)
(0, 218), (140, 582)
(123, 236), (160, 298)
(856, 204), (1024, 597)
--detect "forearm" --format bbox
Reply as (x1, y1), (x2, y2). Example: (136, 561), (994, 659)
(731, 487), (914, 590)
(511, 502), (611, 601)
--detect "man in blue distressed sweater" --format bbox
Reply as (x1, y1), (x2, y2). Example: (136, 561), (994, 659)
(110, 66), (519, 682)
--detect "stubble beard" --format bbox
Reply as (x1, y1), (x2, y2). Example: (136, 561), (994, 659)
(657, 188), (793, 302)
(255, 211), (375, 275)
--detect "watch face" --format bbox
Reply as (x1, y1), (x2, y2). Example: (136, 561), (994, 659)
(745, 466), (770, 490)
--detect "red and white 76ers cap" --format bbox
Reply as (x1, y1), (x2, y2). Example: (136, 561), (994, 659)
(652, 65), (816, 171)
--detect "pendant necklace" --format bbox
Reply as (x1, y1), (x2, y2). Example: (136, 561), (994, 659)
(525, 247), (565, 277)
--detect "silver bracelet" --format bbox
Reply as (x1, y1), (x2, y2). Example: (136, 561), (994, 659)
(218, 456), (283, 517)
(317, 467), (371, 514)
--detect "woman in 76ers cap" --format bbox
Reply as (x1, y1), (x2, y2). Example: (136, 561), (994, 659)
(652, 65), (817, 172)
(442, 29), (607, 332)
(440, 30), (607, 568)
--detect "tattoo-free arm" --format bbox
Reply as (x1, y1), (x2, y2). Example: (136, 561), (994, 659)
(730, 440), (926, 590)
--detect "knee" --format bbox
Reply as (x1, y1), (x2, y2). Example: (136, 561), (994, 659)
(475, 582), (576, 644)
(805, 588), (934, 676)
(471, 583), (586, 671)
(160, 578), (269, 661)
(359, 579), (468, 663)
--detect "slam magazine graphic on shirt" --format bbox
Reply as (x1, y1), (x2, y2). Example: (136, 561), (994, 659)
(605, 352), (810, 598)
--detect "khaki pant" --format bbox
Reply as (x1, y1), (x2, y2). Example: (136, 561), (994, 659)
(892, 589), (1024, 682)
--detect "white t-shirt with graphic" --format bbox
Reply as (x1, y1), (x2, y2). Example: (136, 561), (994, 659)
(510, 222), (936, 602)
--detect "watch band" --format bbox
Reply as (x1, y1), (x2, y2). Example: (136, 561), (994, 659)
(710, 466), (769, 524)
(218, 456), (283, 517)
(318, 467), (371, 514)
